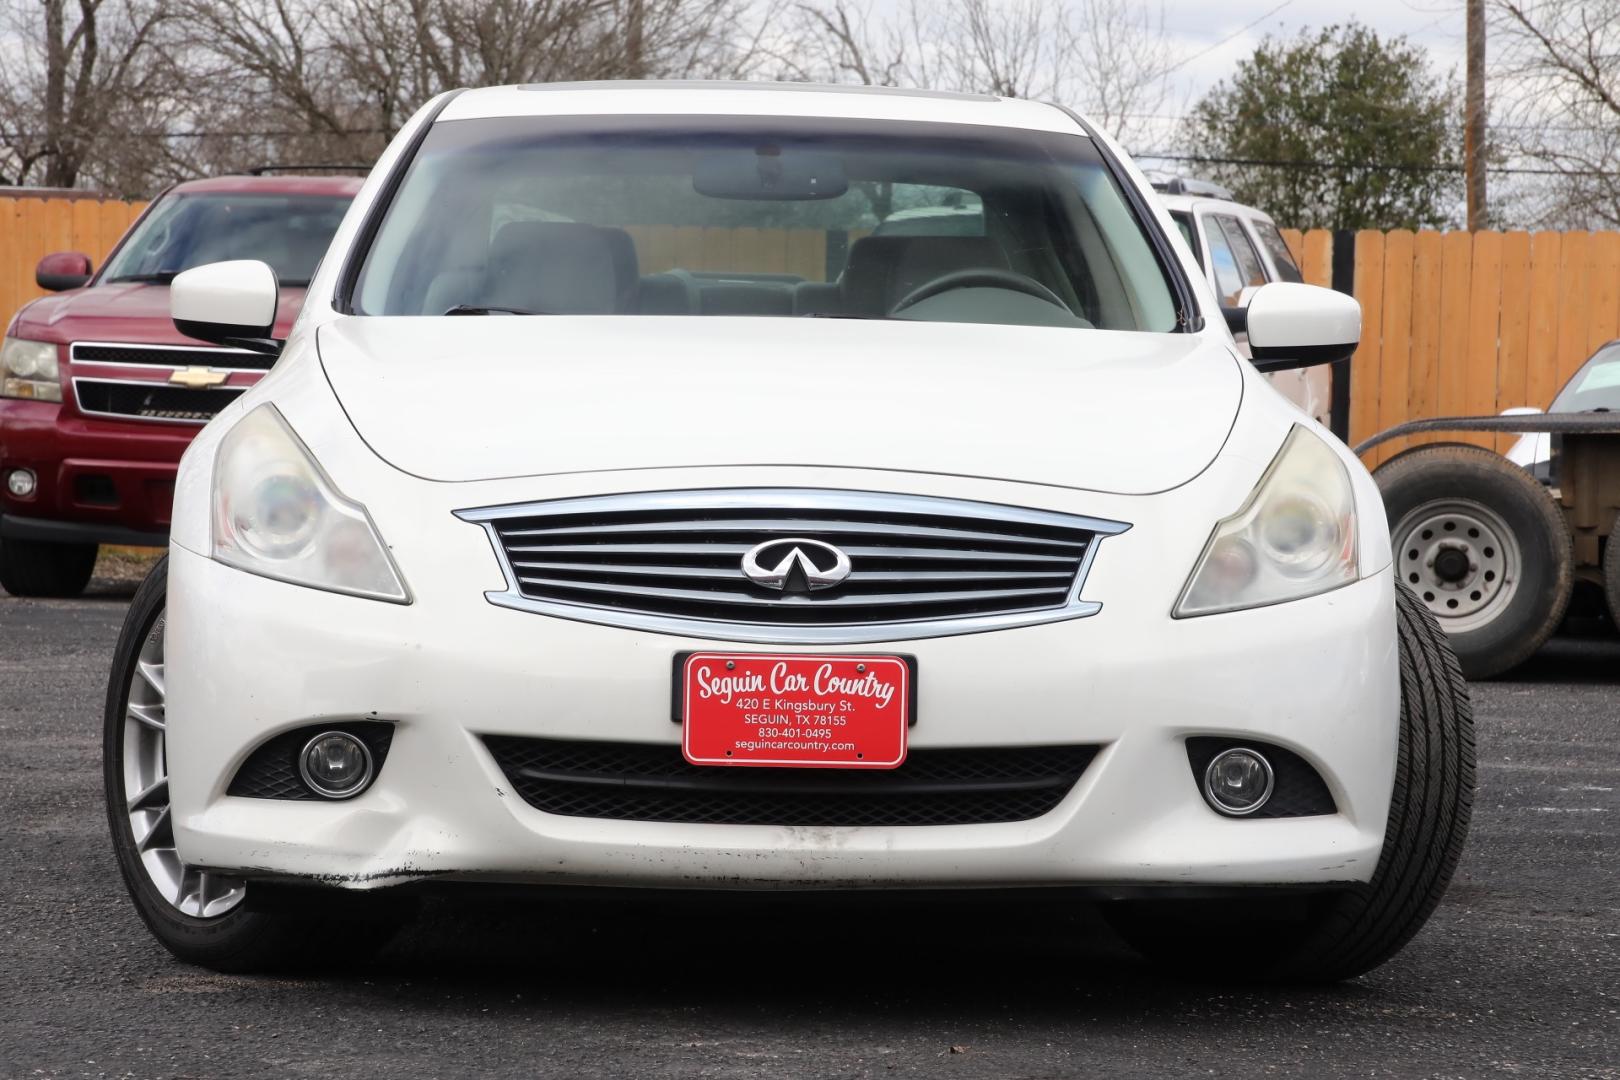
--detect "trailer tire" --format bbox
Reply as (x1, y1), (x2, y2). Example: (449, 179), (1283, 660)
(1375, 443), (1572, 679)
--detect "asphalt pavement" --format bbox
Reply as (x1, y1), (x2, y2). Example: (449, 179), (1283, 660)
(1, 570), (1615, 1079)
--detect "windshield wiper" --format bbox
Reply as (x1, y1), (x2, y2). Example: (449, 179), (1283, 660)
(107, 271), (179, 285)
(443, 304), (551, 316)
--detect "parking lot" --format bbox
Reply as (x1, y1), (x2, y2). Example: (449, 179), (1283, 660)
(0, 563), (1613, 1079)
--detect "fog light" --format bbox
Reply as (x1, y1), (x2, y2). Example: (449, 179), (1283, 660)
(1203, 747), (1274, 816)
(6, 468), (36, 498)
(298, 731), (374, 799)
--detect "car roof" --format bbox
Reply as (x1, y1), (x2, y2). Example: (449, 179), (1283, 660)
(438, 80), (1086, 136)
(165, 174), (366, 197)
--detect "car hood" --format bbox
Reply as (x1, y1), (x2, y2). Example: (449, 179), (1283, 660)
(318, 317), (1243, 494)
(12, 283), (306, 344)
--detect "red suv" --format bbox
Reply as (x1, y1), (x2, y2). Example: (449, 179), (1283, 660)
(0, 173), (361, 596)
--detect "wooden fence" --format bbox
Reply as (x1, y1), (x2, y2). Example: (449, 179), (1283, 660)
(0, 195), (148, 334)
(1282, 227), (1620, 466)
(2, 194), (1612, 468)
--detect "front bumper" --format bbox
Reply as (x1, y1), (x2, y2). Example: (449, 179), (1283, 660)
(165, 529), (1400, 893)
(0, 397), (188, 540)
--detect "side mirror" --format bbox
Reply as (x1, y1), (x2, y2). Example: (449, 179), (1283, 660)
(36, 252), (92, 292)
(1234, 283), (1360, 373)
(171, 260), (281, 355)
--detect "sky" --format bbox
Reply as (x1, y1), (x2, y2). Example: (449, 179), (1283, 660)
(1153, 0), (1466, 137)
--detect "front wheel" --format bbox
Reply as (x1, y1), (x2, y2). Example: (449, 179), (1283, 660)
(104, 558), (409, 971)
(1108, 584), (1476, 982)
(0, 537), (97, 597)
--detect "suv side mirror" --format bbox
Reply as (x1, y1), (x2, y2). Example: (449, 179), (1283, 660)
(1231, 283), (1360, 373)
(36, 252), (92, 292)
(171, 260), (281, 355)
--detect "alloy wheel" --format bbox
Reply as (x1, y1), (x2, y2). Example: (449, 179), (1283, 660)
(122, 613), (247, 918)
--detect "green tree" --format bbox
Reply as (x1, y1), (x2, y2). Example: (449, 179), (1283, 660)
(1182, 22), (1460, 231)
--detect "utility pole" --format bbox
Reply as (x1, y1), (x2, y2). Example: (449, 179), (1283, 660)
(1465, 0), (1487, 229)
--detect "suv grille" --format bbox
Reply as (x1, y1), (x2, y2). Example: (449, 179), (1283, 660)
(71, 342), (274, 370)
(484, 737), (1099, 826)
(457, 489), (1128, 644)
(72, 380), (243, 423)
(69, 341), (265, 425)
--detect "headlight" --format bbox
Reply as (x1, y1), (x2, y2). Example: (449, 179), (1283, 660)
(1, 337), (62, 402)
(1175, 425), (1357, 617)
(212, 404), (409, 603)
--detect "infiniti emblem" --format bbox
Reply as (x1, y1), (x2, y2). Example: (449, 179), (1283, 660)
(741, 538), (853, 593)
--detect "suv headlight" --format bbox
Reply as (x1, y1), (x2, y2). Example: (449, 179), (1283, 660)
(1175, 425), (1357, 617)
(1, 337), (62, 402)
(212, 404), (409, 602)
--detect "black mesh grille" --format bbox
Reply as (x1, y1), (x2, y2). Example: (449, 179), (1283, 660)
(484, 737), (1098, 826)
(228, 722), (395, 800)
(1185, 737), (1336, 818)
(71, 343), (274, 370)
(74, 380), (243, 422)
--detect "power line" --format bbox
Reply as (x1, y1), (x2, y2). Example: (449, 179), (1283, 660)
(1155, 0), (1300, 78)
(1134, 151), (1619, 178)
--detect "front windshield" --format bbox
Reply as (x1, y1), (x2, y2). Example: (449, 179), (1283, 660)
(1552, 344), (1620, 413)
(352, 115), (1180, 331)
(102, 193), (353, 288)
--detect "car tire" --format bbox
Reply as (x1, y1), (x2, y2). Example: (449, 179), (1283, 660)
(1108, 583), (1475, 982)
(105, 557), (412, 972)
(1604, 511), (1620, 629)
(1375, 442), (1573, 679)
(0, 537), (97, 597)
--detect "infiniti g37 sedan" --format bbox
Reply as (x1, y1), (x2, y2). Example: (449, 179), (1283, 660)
(104, 81), (1474, 981)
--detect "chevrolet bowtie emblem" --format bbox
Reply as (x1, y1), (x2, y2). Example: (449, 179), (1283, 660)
(168, 366), (228, 389)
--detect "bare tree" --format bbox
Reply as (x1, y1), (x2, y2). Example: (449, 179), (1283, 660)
(0, 0), (184, 189)
(165, 0), (772, 176)
(1490, 0), (1620, 228)
(768, 0), (1171, 144)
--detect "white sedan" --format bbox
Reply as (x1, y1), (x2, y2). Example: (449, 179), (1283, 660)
(104, 81), (1473, 981)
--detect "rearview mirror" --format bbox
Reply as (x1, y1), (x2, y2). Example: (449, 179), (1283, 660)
(1236, 283), (1360, 373)
(35, 252), (92, 292)
(693, 149), (848, 201)
(171, 260), (281, 355)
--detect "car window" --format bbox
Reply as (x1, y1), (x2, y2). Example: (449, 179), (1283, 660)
(101, 193), (353, 287)
(1169, 211), (1200, 267)
(1201, 216), (1246, 306)
(1551, 344), (1620, 413)
(1214, 215), (1268, 291)
(1252, 220), (1304, 283)
(352, 115), (1181, 332)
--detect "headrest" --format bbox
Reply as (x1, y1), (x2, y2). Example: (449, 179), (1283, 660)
(486, 222), (638, 314)
(839, 236), (1011, 315)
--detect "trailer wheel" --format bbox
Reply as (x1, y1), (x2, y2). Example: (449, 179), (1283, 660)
(1604, 511), (1620, 629)
(1375, 444), (1572, 679)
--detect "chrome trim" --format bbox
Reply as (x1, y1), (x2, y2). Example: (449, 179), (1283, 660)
(456, 488), (1130, 645)
(70, 376), (244, 426)
(69, 340), (267, 372)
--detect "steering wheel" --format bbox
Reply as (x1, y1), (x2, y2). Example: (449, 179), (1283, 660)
(890, 267), (1071, 315)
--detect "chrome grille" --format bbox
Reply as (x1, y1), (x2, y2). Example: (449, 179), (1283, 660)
(457, 489), (1128, 644)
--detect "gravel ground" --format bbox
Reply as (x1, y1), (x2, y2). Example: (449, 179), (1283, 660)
(0, 578), (1615, 1079)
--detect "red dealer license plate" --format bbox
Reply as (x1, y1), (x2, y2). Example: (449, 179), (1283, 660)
(681, 653), (912, 769)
